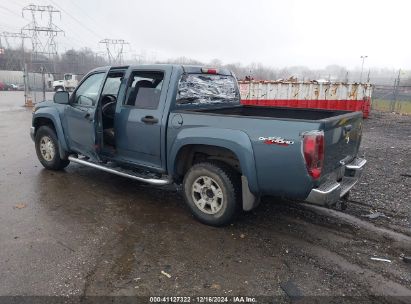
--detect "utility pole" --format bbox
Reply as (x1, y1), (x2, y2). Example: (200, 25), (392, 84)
(99, 39), (129, 65)
(22, 4), (64, 72)
(23, 62), (30, 106)
(21, 4), (64, 104)
(132, 53), (144, 64)
(360, 55), (368, 83)
(40, 65), (46, 100)
(392, 69), (401, 112)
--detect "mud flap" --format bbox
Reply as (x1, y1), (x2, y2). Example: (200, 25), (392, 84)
(241, 175), (260, 211)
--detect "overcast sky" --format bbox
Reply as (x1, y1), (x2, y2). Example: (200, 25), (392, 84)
(0, 0), (410, 69)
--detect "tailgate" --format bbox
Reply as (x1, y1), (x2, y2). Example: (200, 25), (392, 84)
(321, 111), (363, 176)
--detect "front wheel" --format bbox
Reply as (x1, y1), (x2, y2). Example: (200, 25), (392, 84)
(183, 161), (241, 226)
(35, 126), (70, 170)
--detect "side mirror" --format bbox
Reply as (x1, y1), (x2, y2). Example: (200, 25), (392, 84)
(53, 91), (69, 104)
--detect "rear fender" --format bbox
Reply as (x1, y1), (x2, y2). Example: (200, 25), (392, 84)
(168, 127), (259, 193)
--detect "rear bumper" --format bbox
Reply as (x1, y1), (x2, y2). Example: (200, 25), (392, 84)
(305, 157), (366, 206)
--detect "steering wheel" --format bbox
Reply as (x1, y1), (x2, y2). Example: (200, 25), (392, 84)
(101, 95), (117, 119)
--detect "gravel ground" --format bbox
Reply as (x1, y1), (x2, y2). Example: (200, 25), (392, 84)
(344, 111), (411, 233)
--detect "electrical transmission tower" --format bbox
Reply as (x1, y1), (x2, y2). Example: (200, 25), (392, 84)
(99, 39), (129, 65)
(0, 31), (30, 70)
(21, 4), (64, 70)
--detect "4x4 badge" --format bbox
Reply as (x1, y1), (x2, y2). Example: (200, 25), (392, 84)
(259, 136), (294, 146)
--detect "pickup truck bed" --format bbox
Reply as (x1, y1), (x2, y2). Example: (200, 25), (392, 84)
(172, 104), (363, 202)
(190, 105), (349, 120)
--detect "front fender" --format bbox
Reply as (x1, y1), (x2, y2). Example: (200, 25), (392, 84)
(33, 108), (69, 158)
(168, 127), (259, 194)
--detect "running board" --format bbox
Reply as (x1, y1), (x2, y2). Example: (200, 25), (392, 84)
(68, 155), (172, 186)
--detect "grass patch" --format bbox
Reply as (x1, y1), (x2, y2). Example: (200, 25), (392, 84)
(372, 99), (411, 115)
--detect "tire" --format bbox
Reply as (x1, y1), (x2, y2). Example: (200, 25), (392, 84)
(35, 125), (70, 170)
(183, 161), (241, 226)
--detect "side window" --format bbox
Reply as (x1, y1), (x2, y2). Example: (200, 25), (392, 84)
(124, 71), (164, 109)
(102, 75), (123, 96)
(72, 73), (105, 107)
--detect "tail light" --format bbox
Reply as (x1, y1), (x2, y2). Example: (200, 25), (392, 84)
(201, 68), (218, 74)
(303, 131), (324, 180)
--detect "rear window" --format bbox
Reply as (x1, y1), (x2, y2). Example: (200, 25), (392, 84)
(176, 74), (239, 106)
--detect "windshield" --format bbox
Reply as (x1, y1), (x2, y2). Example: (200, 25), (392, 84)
(176, 74), (239, 106)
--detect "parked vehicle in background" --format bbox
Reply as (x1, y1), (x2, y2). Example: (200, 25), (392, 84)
(239, 80), (373, 118)
(31, 65), (366, 226)
(8, 83), (18, 90)
(0, 82), (17, 91)
(52, 73), (80, 92)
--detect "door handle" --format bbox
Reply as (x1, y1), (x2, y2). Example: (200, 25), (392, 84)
(141, 116), (158, 124)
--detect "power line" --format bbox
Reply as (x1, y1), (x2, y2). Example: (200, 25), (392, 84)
(0, 4), (27, 19)
(48, 0), (105, 40)
(22, 4), (64, 57)
(0, 31), (30, 43)
(21, 4), (65, 71)
(0, 31), (30, 70)
(99, 39), (129, 65)
(70, 0), (118, 38)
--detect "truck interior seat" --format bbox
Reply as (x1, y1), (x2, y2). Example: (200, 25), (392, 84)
(105, 79), (155, 148)
(127, 80), (153, 106)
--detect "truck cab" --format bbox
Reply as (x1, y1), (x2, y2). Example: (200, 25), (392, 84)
(51, 66), (173, 170)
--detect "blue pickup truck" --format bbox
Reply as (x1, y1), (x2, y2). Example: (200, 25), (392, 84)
(31, 65), (366, 226)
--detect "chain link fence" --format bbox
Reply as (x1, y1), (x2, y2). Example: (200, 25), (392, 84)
(24, 67), (55, 105)
(0, 68), (54, 107)
(372, 85), (411, 115)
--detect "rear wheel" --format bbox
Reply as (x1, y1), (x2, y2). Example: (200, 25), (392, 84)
(183, 161), (241, 226)
(35, 126), (70, 170)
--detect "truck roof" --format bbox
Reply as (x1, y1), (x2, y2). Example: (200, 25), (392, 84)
(89, 64), (233, 76)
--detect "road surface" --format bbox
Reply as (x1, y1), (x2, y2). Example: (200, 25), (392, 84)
(0, 91), (410, 302)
